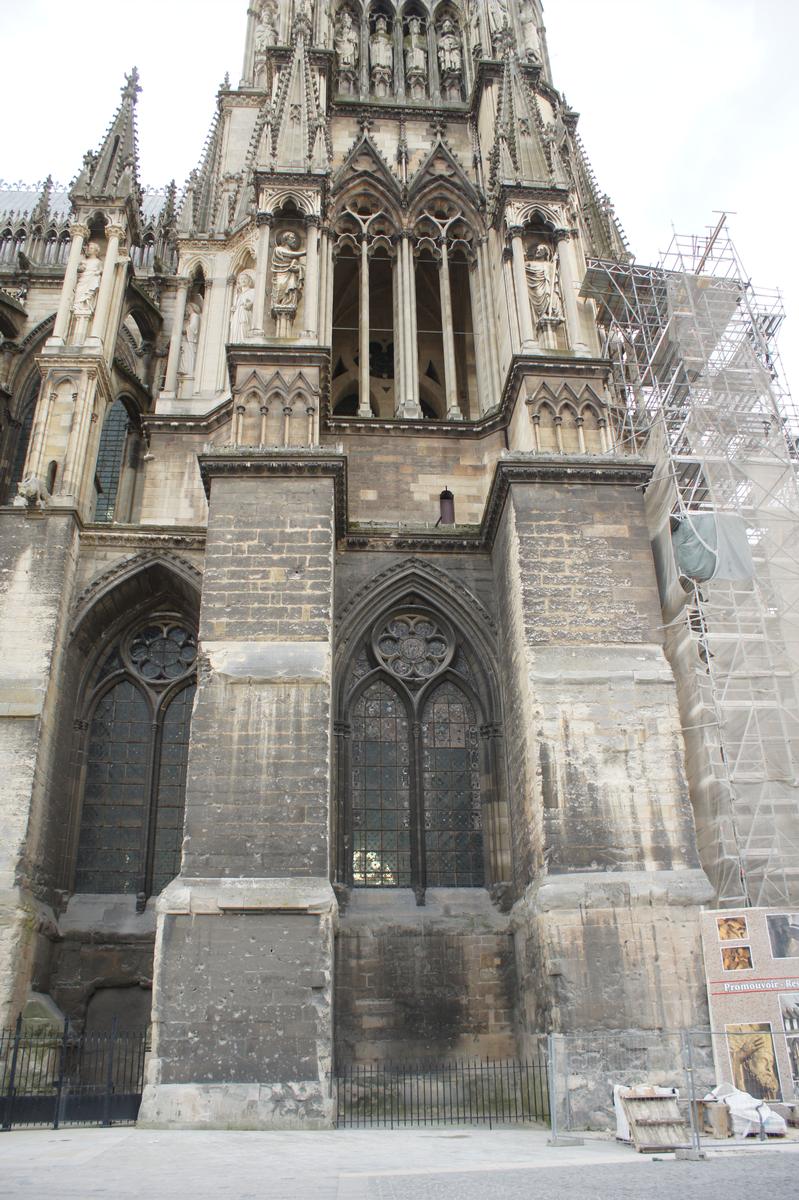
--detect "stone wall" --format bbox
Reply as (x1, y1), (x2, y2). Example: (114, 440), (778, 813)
(0, 509), (80, 1025)
(140, 458), (340, 1129)
(490, 466), (714, 1040)
(335, 891), (516, 1064)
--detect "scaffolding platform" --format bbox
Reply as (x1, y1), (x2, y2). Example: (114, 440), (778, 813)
(584, 221), (799, 906)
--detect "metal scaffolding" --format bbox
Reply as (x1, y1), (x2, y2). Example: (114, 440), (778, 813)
(582, 221), (799, 907)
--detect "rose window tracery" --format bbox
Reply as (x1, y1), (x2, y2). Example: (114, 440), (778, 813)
(127, 623), (197, 682)
(373, 613), (454, 681)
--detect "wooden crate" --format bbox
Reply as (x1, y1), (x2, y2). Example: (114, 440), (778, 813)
(620, 1089), (692, 1153)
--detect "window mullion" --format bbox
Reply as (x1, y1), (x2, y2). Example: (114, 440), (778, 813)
(140, 694), (163, 902)
(410, 713), (426, 906)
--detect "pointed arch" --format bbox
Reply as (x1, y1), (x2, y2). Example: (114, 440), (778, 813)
(63, 556), (201, 899)
(335, 560), (510, 896)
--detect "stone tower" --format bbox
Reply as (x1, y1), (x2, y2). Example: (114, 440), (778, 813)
(0, 1), (716, 1129)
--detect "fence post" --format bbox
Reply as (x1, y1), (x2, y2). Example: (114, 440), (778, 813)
(102, 1021), (118, 1128)
(2, 1015), (23, 1132)
(53, 1020), (71, 1131)
(547, 1035), (559, 1141)
(680, 1030), (703, 1157)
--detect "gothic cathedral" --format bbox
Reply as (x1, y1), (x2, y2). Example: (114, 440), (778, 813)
(0, 1), (718, 1128)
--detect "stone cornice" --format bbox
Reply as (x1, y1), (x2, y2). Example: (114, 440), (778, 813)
(144, 397), (233, 436)
(198, 447), (348, 540)
(480, 455), (655, 551)
(325, 353), (612, 440)
(79, 526), (207, 552)
(342, 455), (654, 554)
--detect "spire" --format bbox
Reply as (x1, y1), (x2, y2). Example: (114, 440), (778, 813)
(258, 14), (330, 173)
(489, 46), (549, 193)
(179, 98), (225, 235)
(31, 176), (53, 225)
(72, 69), (143, 207)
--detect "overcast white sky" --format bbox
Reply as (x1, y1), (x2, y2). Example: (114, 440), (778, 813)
(1, 0), (797, 388)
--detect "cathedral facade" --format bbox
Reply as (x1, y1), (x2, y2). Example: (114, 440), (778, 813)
(0, 1), (720, 1128)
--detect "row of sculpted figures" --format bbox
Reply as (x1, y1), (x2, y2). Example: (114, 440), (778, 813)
(246, 2), (543, 99)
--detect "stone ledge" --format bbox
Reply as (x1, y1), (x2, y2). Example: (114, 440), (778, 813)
(59, 893), (157, 937)
(157, 876), (337, 916)
(514, 868), (715, 918)
(339, 887), (511, 933)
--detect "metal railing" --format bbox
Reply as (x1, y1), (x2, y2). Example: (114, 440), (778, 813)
(0, 1017), (147, 1132)
(335, 1053), (550, 1129)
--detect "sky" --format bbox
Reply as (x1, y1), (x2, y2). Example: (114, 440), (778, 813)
(1, 0), (797, 390)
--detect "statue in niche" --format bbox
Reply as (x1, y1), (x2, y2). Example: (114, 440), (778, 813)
(271, 231), (306, 325)
(525, 244), (564, 328)
(437, 17), (463, 101)
(487, 0), (510, 54)
(404, 16), (428, 100)
(71, 242), (103, 317)
(370, 15), (393, 97)
(518, 1), (542, 62)
(254, 0), (279, 51)
(179, 298), (203, 376)
(229, 270), (256, 342)
(335, 9), (360, 94)
(467, 0), (482, 57)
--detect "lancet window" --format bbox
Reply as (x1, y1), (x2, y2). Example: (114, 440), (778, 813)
(330, 190), (487, 421)
(338, 606), (495, 898)
(93, 398), (130, 522)
(72, 614), (198, 897)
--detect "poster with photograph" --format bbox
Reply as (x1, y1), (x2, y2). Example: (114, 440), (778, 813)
(721, 945), (753, 971)
(780, 993), (799, 1035)
(726, 1023), (782, 1101)
(718, 915), (748, 941)
(767, 914), (799, 959)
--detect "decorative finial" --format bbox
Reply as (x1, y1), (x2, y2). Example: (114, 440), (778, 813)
(123, 67), (142, 102)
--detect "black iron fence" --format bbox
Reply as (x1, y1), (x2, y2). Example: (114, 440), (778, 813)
(336, 1055), (550, 1129)
(0, 1017), (147, 1132)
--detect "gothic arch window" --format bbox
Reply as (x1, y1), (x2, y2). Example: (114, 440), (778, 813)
(339, 605), (494, 898)
(93, 399), (131, 523)
(73, 614), (197, 897)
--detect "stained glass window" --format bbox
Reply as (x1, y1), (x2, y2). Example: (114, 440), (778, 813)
(74, 617), (197, 896)
(151, 683), (196, 895)
(346, 610), (486, 892)
(351, 682), (411, 887)
(75, 680), (150, 894)
(422, 683), (484, 887)
(94, 399), (129, 523)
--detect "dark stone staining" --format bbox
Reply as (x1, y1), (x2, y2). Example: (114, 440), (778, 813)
(335, 925), (516, 1063)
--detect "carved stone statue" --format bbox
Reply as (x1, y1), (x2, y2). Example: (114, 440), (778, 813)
(13, 475), (50, 510)
(71, 242), (103, 318)
(437, 17), (463, 101)
(335, 9), (360, 95)
(271, 231), (306, 326)
(467, 0), (482, 57)
(519, 1), (542, 61)
(254, 0), (279, 51)
(525, 244), (563, 327)
(488, 0), (510, 53)
(179, 299), (202, 376)
(404, 16), (428, 100)
(229, 270), (256, 342)
(370, 15), (393, 97)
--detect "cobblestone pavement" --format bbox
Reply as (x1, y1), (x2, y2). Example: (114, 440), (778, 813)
(0, 1128), (797, 1200)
